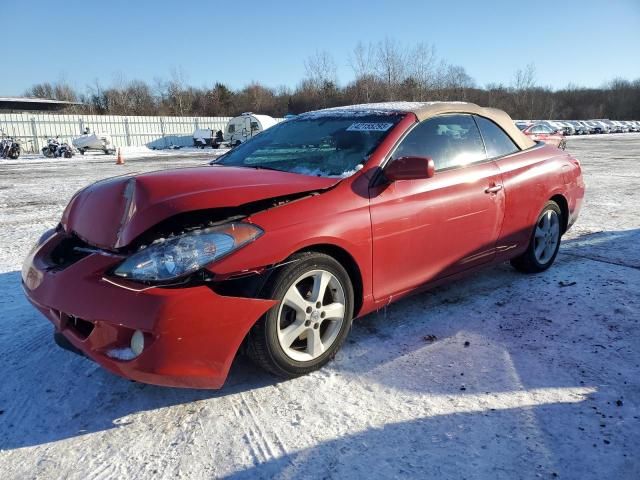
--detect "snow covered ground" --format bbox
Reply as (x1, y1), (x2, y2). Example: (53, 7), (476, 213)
(0, 135), (639, 479)
(4, 145), (230, 166)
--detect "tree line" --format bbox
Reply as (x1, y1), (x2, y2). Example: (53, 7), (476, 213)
(24, 39), (640, 120)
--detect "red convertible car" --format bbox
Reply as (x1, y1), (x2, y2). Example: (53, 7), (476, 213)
(521, 122), (567, 150)
(22, 102), (584, 388)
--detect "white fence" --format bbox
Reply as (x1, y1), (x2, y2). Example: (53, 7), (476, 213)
(0, 113), (248, 153)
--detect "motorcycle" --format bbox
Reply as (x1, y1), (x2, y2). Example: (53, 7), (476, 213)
(42, 137), (74, 158)
(0, 136), (21, 159)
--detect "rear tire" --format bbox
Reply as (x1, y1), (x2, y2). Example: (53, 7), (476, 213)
(511, 201), (563, 274)
(247, 252), (354, 378)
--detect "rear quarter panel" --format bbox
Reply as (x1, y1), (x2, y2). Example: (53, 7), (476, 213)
(494, 143), (584, 260)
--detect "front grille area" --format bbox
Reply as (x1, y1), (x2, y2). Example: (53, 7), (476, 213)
(65, 315), (95, 339)
(48, 234), (91, 269)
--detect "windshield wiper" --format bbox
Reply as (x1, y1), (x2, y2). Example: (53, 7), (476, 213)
(239, 165), (284, 172)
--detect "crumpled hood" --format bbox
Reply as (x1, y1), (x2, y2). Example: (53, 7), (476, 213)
(61, 166), (338, 250)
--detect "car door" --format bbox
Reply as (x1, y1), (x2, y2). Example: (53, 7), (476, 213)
(369, 114), (506, 301)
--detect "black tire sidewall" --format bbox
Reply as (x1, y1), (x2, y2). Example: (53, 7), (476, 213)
(258, 253), (354, 376)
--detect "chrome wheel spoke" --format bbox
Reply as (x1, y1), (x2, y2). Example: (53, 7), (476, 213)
(543, 241), (555, 259)
(307, 328), (325, 357)
(542, 211), (551, 230)
(283, 286), (309, 317)
(323, 302), (345, 321)
(280, 320), (308, 348)
(535, 226), (545, 239)
(310, 271), (331, 304)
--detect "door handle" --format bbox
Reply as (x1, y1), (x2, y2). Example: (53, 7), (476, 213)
(485, 184), (503, 194)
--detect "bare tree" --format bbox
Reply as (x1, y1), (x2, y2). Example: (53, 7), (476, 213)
(20, 42), (640, 120)
(25, 81), (77, 102)
(512, 63), (537, 118)
(349, 42), (378, 102)
(304, 50), (337, 89)
(513, 63), (537, 91)
(375, 38), (406, 99)
(409, 42), (438, 98)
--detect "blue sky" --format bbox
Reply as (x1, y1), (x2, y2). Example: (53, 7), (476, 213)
(3, 0), (639, 95)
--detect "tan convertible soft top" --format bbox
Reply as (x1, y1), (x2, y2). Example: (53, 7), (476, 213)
(305, 101), (535, 150)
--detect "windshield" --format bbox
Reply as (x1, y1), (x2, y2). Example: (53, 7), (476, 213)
(214, 113), (404, 177)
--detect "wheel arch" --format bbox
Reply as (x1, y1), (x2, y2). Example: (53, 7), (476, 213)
(293, 243), (364, 318)
(550, 193), (569, 234)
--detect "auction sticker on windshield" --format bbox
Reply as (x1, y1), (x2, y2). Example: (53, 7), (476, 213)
(346, 122), (394, 132)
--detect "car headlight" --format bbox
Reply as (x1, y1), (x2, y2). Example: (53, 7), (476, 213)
(113, 222), (263, 282)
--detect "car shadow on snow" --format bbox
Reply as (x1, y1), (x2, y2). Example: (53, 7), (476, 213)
(223, 402), (595, 480)
(0, 228), (637, 452)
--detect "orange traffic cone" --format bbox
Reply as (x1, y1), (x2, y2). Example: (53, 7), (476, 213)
(116, 148), (124, 165)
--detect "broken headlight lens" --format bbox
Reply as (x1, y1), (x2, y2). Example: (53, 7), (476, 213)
(113, 222), (263, 282)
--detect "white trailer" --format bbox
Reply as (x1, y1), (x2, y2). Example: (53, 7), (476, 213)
(224, 113), (276, 146)
(72, 131), (116, 154)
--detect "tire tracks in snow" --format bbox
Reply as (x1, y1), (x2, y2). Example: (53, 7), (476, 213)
(230, 390), (290, 468)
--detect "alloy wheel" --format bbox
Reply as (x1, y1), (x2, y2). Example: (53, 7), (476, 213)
(534, 209), (560, 264)
(277, 269), (346, 362)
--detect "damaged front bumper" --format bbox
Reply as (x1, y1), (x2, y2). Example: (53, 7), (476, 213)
(22, 231), (276, 389)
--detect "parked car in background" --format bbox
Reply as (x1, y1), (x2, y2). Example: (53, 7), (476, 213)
(557, 121), (576, 136)
(615, 121), (629, 133)
(22, 101), (584, 388)
(567, 121), (589, 135)
(543, 121), (573, 136)
(521, 122), (567, 149)
(577, 121), (595, 134)
(604, 120), (620, 133)
(588, 121), (609, 134)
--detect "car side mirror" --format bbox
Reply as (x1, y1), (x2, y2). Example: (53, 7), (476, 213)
(384, 156), (435, 181)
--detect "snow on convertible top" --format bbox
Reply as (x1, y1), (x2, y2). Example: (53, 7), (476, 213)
(299, 101), (470, 119)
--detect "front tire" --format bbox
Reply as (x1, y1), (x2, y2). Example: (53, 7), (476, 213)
(247, 252), (354, 378)
(511, 201), (563, 273)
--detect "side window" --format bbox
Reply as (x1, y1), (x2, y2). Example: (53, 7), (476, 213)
(474, 116), (519, 158)
(228, 124), (235, 133)
(530, 125), (544, 133)
(392, 114), (486, 171)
